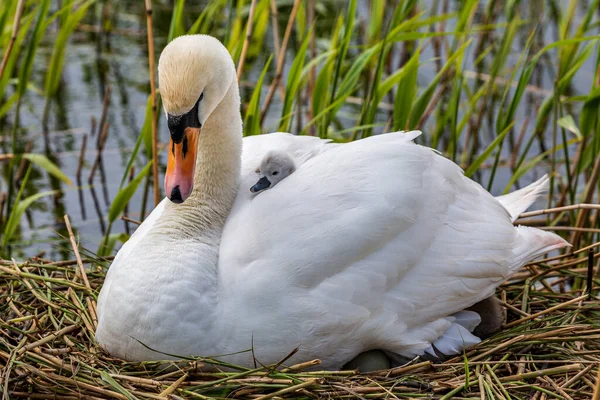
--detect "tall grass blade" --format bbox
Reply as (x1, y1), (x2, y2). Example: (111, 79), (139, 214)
(23, 154), (72, 185)
(324, 0), (356, 130)
(503, 138), (579, 193)
(1, 166), (57, 248)
(245, 55), (272, 136)
(168, 0), (186, 42)
(278, 26), (313, 132)
(392, 49), (419, 131)
(17, 0), (50, 97)
(408, 39), (472, 129)
(108, 161), (153, 224)
(465, 122), (514, 178)
(44, 0), (95, 97)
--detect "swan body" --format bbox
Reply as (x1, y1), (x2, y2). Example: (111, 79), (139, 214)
(95, 35), (568, 369)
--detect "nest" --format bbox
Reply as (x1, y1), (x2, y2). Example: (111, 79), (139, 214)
(1, 216), (600, 399)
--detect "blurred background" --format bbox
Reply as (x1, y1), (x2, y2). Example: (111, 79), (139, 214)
(0, 0), (599, 260)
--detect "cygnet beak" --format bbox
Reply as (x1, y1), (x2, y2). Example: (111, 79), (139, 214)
(250, 176), (271, 193)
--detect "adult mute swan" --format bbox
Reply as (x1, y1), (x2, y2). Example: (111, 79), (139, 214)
(95, 35), (569, 368)
(251, 150), (296, 193)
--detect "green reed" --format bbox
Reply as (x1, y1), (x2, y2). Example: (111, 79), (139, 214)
(0, 0), (599, 257)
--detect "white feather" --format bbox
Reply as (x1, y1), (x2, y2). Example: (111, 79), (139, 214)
(95, 35), (571, 369)
(495, 175), (549, 222)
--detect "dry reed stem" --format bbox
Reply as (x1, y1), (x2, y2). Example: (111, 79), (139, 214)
(76, 134), (88, 184)
(504, 295), (588, 328)
(525, 240), (600, 267)
(470, 335), (525, 362)
(499, 298), (531, 317)
(121, 215), (142, 225)
(592, 364), (600, 400)
(0, 0), (26, 80)
(269, 0), (281, 59)
(281, 359), (321, 372)
(541, 226), (600, 233)
(87, 122), (109, 184)
(260, 0), (302, 123)
(543, 375), (574, 400)
(16, 325), (79, 355)
(255, 378), (320, 400)
(499, 364), (582, 382)
(268, 0), (286, 102)
(511, 116), (530, 168)
(0, 154), (15, 161)
(97, 86), (111, 145)
(519, 204), (600, 218)
(160, 373), (188, 396)
(236, 0), (258, 82)
(570, 154), (600, 247)
(380, 360), (431, 377)
(0, 263), (87, 291)
(14, 140), (33, 185)
(144, 0), (160, 207)
(64, 214), (90, 289)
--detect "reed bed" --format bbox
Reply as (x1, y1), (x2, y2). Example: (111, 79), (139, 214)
(1, 208), (599, 399)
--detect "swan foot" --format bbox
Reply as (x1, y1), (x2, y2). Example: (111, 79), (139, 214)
(467, 295), (506, 338)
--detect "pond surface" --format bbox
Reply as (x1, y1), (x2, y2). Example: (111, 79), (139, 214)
(0, 0), (596, 259)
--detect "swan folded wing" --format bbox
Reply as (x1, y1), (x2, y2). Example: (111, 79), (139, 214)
(218, 131), (566, 361)
(221, 132), (429, 287)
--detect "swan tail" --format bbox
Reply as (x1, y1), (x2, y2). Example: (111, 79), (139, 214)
(512, 226), (571, 270)
(427, 227), (570, 359)
(495, 175), (550, 222)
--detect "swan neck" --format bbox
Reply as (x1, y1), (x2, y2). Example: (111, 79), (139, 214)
(160, 78), (242, 235)
(193, 79), (243, 212)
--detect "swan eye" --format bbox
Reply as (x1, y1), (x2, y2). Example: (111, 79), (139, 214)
(199, 92), (204, 102)
(272, 171), (278, 176)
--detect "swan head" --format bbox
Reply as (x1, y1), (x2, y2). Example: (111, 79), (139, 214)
(158, 34), (235, 203)
(250, 151), (296, 194)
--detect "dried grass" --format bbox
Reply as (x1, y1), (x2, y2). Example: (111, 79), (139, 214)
(1, 216), (600, 399)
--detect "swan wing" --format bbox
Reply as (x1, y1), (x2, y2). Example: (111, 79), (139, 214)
(218, 131), (567, 365)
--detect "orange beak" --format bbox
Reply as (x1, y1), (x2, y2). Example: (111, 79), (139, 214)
(165, 127), (199, 203)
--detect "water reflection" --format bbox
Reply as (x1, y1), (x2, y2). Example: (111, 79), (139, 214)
(1, 0), (595, 258)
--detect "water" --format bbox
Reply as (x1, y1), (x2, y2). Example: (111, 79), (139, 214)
(0, 0), (596, 258)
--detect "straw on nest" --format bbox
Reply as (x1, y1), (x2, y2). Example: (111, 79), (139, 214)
(1, 213), (600, 399)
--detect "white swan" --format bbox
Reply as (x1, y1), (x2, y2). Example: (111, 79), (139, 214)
(250, 150), (296, 193)
(95, 35), (569, 369)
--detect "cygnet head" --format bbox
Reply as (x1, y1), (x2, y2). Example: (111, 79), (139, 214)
(158, 35), (236, 203)
(250, 151), (296, 194)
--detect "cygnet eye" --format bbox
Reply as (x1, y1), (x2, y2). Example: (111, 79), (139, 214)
(272, 171), (279, 176)
(255, 169), (260, 174)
